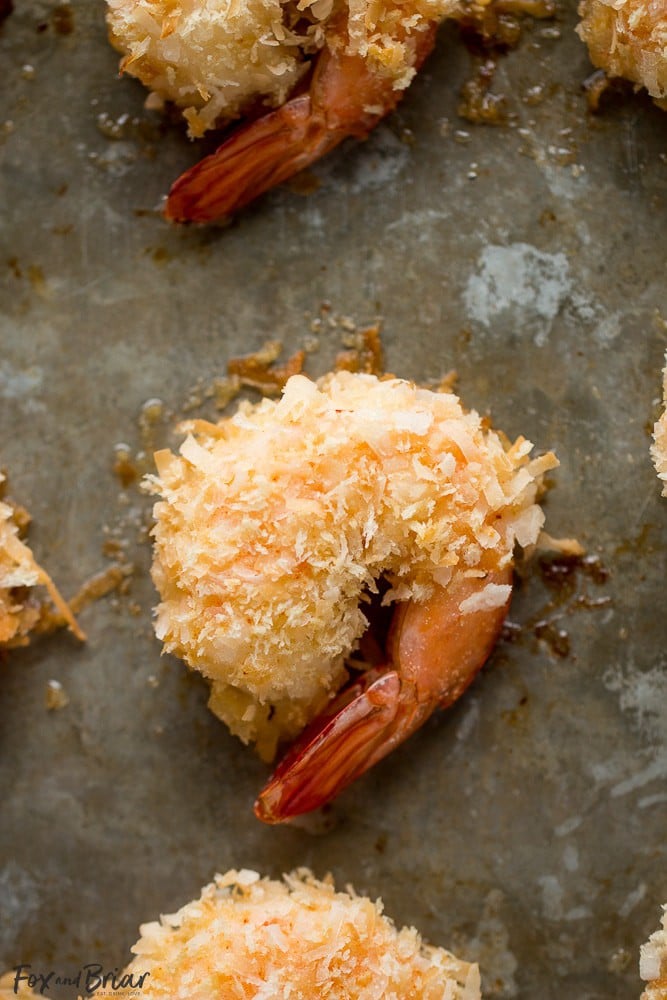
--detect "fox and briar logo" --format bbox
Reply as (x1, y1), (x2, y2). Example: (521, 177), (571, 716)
(11, 964), (150, 997)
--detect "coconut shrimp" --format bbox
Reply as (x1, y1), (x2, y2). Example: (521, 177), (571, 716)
(149, 371), (557, 822)
(641, 907), (667, 999)
(577, 0), (667, 107)
(107, 0), (553, 222)
(0, 473), (82, 647)
(107, 0), (453, 222)
(652, 359), (667, 494)
(111, 869), (482, 999)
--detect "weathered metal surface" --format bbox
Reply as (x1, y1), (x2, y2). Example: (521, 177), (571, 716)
(0, 2), (666, 997)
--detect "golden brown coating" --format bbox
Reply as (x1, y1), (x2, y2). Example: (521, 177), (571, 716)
(118, 869), (482, 999)
(106, 0), (459, 137)
(577, 0), (667, 106)
(149, 371), (556, 760)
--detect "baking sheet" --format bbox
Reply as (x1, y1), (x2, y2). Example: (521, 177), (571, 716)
(1, 0), (666, 996)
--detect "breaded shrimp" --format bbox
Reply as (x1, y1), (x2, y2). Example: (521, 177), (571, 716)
(652, 359), (667, 494)
(0, 473), (82, 647)
(111, 869), (482, 999)
(107, 0), (452, 220)
(577, 0), (667, 107)
(107, 0), (553, 221)
(641, 906), (667, 999)
(149, 371), (557, 821)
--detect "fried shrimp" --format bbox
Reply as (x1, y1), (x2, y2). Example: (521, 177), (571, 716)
(112, 869), (482, 999)
(577, 0), (667, 107)
(106, 0), (553, 221)
(107, 0), (454, 221)
(149, 370), (557, 821)
(0, 473), (83, 647)
(641, 907), (667, 999)
(652, 359), (667, 494)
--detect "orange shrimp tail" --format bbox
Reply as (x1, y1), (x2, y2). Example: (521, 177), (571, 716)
(165, 94), (344, 223)
(165, 25), (438, 223)
(254, 669), (404, 824)
(255, 569), (512, 825)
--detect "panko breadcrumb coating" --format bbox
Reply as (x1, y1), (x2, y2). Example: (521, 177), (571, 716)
(106, 0), (459, 137)
(0, 473), (82, 647)
(149, 371), (557, 761)
(652, 361), (667, 494)
(117, 869), (482, 1000)
(641, 907), (667, 999)
(577, 0), (667, 106)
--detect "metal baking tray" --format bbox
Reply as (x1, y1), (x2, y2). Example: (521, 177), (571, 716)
(1, 0), (666, 996)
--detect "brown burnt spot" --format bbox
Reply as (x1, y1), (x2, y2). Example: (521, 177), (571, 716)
(285, 170), (321, 197)
(455, 0), (555, 127)
(538, 552), (609, 597)
(0, 0), (13, 25)
(68, 563), (134, 614)
(51, 3), (74, 34)
(113, 443), (140, 488)
(374, 833), (388, 854)
(150, 246), (171, 264)
(228, 340), (306, 396)
(51, 3), (74, 35)
(500, 692), (529, 726)
(27, 264), (47, 297)
(458, 58), (509, 126)
(534, 620), (570, 658)
(503, 552), (611, 658)
(8, 257), (22, 279)
(334, 325), (384, 375)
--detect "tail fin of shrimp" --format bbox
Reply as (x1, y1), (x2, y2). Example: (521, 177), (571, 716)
(254, 569), (512, 824)
(254, 669), (407, 823)
(164, 94), (342, 224)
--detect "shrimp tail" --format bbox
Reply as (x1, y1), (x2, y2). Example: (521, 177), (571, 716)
(254, 569), (512, 824)
(164, 94), (344, 224)
(254, 669), (406, 824)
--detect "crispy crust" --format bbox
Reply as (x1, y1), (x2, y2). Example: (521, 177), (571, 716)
(117, 869), (481, 999)
(106, 0), (459, 136)
(577, 0), (667, 103)
(149, 372), (557, 759)
(652, 361), (667, 495)
(641, 907), (667, 999)
(0, 474), (82, 646)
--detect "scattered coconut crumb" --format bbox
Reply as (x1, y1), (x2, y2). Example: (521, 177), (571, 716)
(45, 678), (69, 711)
